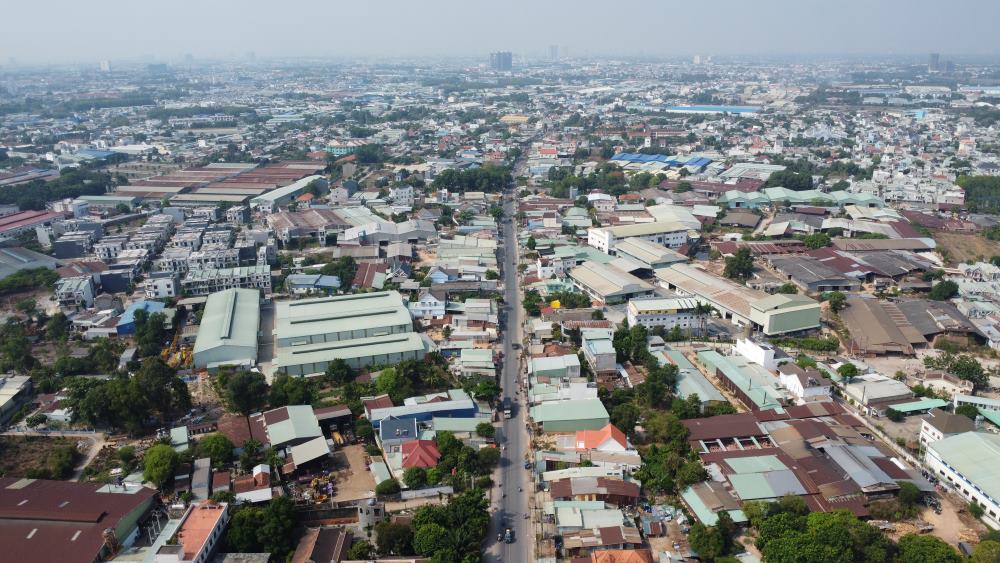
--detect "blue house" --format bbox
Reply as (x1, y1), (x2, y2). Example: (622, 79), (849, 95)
(116, 301), (166, 335)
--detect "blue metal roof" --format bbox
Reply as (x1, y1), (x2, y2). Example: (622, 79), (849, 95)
(117, 300), (166, 327)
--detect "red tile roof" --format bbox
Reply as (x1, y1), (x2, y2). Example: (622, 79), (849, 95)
(575, 423), (628, 451)
(401, 440), (440, 468)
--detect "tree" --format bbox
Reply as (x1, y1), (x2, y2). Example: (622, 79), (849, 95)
(526, 236), (536, 250)
(776, 282), (799, 294)
(376, 478), (401, 496)
(956, 404), (980, 419)
(802, 233), (831, 249)
(196, 434), (234, 468)
(325, 358), (354, 385)
(403, 467), (428, 489)
(826, 291), (847, 313)
(897, 534), (961, 563)
(837, 363), (859, 383)
(134, 358), (191, 425)
(476, 422), (495, 438)
(897, 481), (921, 507)
(929, 280), (959, 301)
(413, 522), (450, 556)
(223, 370), (268, 436)
(375, 521), (413, 555)
(689, 522), (727, 561)
(972, 540), (1000, 563)
(269, 374), (313, 407)
(477, 446), (501, 470)
(143, 444), (179, 488)
(25, 413), (47, 428)
(320, 257), (357, 290)
(0, 321), (36, 372)
(46, 312), (70, 341)
(970, 501), (986, 519)
(375, 367), (414, 404)
(723, 248), (754, 281)
(886, 408), (904, 422)
(952, 355), (987, 389)
(347, 540), (374, 560)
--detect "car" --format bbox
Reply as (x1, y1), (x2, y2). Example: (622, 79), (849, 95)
(504, 528), (514, 543)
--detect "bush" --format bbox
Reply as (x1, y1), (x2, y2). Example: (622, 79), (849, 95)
(376, 478), (401, 496)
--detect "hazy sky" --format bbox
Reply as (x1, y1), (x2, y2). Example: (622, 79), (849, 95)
(4, 0), (1000, 64)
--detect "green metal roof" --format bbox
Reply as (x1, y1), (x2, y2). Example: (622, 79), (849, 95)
(726, 455), (787, 474)
(193, 288), (260, 358)
(275, 291), (411, 341)
(889, 398), (949, 413)
(275, 332), (426, 367)
(530, 399), (609, 423)
(928, 432), (1000, 503)
(265, 405), (322, 446)
(680, 486), (748, 526)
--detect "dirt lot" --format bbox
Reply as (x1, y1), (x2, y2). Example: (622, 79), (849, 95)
(329, 444), (376, 503)
(0, 435), (78, 478)
(933, 231), (1000, 265)
(916, 490), (987, 547)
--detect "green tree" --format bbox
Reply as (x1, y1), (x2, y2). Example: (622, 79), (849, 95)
(689, 522), (727, 561)
(476, 422), (495, 438)
(196, 433), (234, 468)
(376, 478), (401, 496)
(723, 248), (754, 281)
(143, 444), (179, 488)
(526, 236), (536, 250)
(802, 233), (831, 249)
(46, 312), (70, 341)
(477, 446), (501, 470)
(347, 540), (374, 560)
(776, 282), (799, 294)
(134, 358), (191, 425)
(256, 496), (297, 557)
(929, 280), (959, 301)
(956, 404), (980, 419)
(324, 358), (354, 385)
(837, 362), (859, 383)
(972, 540), (1000, 563)
(269, 374), (313, 407)
(413, 522), (450, 556)
(403, 467), (428, 489)
(375, 367), (414, 404)
(826, 291), (847, 313)
(375, 521), (414, 555)
(896, 534), (961, 563)
(223, 370), (268, 436)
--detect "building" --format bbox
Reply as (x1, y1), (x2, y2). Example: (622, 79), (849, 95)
(116, 300), (167, 335)
(408, 289), (447, 319)
(291, 527), (352, 563)
(54, 276), (95, 309)
(575, 423), (631, 453)
(193, 288), (261, 370)
(842, 373), (914, 415)
(367, 389), (477, 428)
(490, 51), (513, 71)
(284, 274), (340, 295)
(612, 237), (688, 271)
(145, 272), (181, 299)
(249, 175), (327, 212)
(581, 328), (616, 375)
(155, 502), (229, 563)
(181, 265), (272, 296)
(655, 264), (820, 336)
(626, 297), (701, 331)
(776, 363), (832, 404)
(274, 291), (426, 376)
(0, 246), (59, 280)
(587, 221), (688, 253)
(530, 354), (582, 379)
(530, 399), (610, 433)
(919, 408), (974, 449)
(0, 477), (158, 563)
(925, 432), (1000, 528)
(0, 210), (63, 243)
(0, 374), (31, 424)
(569, 261), (654, 305)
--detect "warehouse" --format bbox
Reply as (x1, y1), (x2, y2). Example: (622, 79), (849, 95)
(587, 221), (689, 253)
(273, 291), (426, 376)
(193, 288), (261, 370)
(250, 175), (328, 211)
(612, 237), (688, 271)
(569, 261), (654, 305)
(626, 297), (702, 331)
(0, 246), (59, 280)
(767, 256), (862, 292)
(925, 432), (1000, 528)
(530, 399), (610, 433)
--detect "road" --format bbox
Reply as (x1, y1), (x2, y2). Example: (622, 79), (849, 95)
(485, 173), (531, 562)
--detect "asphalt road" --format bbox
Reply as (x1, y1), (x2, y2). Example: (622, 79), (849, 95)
(485, 178), (530, 562)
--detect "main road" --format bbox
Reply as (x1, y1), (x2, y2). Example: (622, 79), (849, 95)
(486, 171), (531, 562)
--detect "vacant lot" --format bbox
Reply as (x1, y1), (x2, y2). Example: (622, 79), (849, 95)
(933, 231), (1000, 265)
(329, 444), (376, 503)
(0, 436), (78, 479)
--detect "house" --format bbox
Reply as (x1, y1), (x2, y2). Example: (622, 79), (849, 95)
(581, 328), (616, 375)
(155, 502), (229, 563)
(530, 399), (610, 433)
(116, 300), (167, 335)
(401, 439), (441, 469)
(291, 527), (352, 563)
(919, 408), (974, 448)
(409, 289), (447, 319)
(379, 416), (419, 451)
(55, 276), (95, 309)
(549, 476), (640, 506)
(777, 363), (832, 404)
(530, 354), (582, 379)
(575, 423), (631, 453)
(285, 274), (340, 295)
(233, 465), (274, 504)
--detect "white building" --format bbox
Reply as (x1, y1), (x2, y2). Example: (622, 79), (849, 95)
(776, 363), (832, 404)
(409, 289), (447, 319)
(919, 408), (974, 449)
(925, 432), (1000, 528)
(55, 276), (95, 309)
(732, 338), (779, 372)
(626, 297), (701, 331)
(144, 272), (180, 299)
(587, 221), (689, 253)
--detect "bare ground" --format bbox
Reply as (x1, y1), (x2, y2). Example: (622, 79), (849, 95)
(933, 231), (1000, 266)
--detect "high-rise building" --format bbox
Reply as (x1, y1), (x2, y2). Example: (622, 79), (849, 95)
(490, 51), (513, 71)
(99, 60), (111, 73)
(549, 45), (559, 61)
(929, 52), (940, 72)
(693, 55), (702, 65)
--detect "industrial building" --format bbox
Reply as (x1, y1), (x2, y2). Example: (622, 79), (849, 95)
(0, 246), (59, 280)
(273, 291), (427, 376)
(569, 261), (654, 304)
(626, 297), (702, 331)
(587, 221), (689, 253)
(925, 432), (1000, 528)
(655, 264), (820, 336)
(530, 399), (610, 433)
(249, 175), (328, 211)
(193, 288), (261, 370)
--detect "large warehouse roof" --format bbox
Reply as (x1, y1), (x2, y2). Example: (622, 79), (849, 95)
(193, 288), (260, 361)
(569, 261), (652, 300)
(274, 291), (411, 341)
(275, 332), (426, 369)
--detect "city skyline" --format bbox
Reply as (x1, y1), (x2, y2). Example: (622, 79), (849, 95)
(3, 0), (1000, 64)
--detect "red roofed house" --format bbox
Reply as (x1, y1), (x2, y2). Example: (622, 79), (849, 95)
(575, 423), (631, 453)
(401, 439), (441, 468)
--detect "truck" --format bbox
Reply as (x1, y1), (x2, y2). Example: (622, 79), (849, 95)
(503, 397), (513, 419)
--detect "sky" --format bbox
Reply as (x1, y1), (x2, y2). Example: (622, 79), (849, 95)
(3, 0), (1000, 64)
